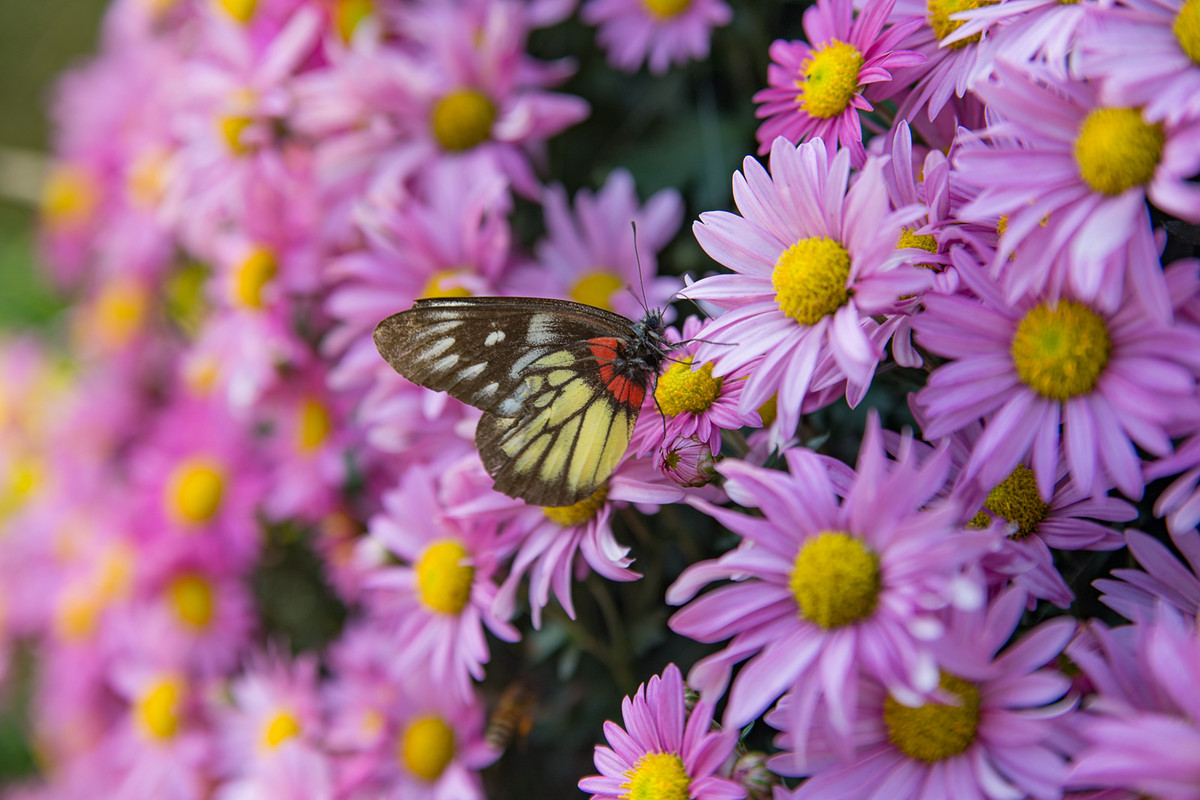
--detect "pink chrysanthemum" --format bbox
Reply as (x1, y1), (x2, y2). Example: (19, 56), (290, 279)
(1094, 529), (1200, 621)
(954, 61), (1200, 318)
(581, 0), (731, 74)
(579, 663), (746, 800)
(684, 137), (932, 444)
(363, 464), (519, 701)
(769, 589), (1074, 798)
(1067, 609), (1200, 799)
(667, 416), (997, 753)
(507, 168), (682, 320)
(631, 315), (761, 460)
(752, 0), (924, 164)
(1078, 0), (1200, 125)
(913, 252), (1200, 503)
(938, 0), (1097, 79)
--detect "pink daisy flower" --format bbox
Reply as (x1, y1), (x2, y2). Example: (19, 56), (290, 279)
(1078, 0), (1200, 125)
(769, 588), (1074, 798)
(507, 168), (682, 320)
(913, 250), (1200, 503)
(1067, 609), (1200, 799)
(631, 315), (761, 460)
(684, 137), (932, 445)
(363, 464), (519, 701)
(667, 416), (997, 752)
(323, 622), (498, 799)
(752, 0), (925, 164)
(938, 0), (1098, 79)
(581, 0), (732, 75)
(579, 663), (745, 800)
(1094, 529), (1200, 621)
(954, 61), (1200, 318)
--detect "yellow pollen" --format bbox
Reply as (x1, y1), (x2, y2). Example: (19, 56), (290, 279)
(335, 0), (374, 41)
(54, 586), (102, 641)
(1073, 108), (1164, 195)
(420, 268), (472, 299)
(1011, 300), (1111, 400)
(126, 148), (171, 210)
(570, 270), (624, 311)
(401, 715), (456, 781)
(94, 277), (148, 348)
(642, 0), (692, 18)
(416, 540), (475, 614)
(137, 677), (185, 741)
(927, 0), (996, 48)
(789, 532), (880, 628)
(898, 228), (938, 254)
(184, 352), (221, 397)
(218, 115), (255, 154)
(298, 398), (333, 452)
(655, 357), (722, 416)
(263, 711), (302, 750)
(231, 247), (277, 309)
(1175, 0), (1200, 64)
(772, 236), (851, 326)
(757, 394), (778, 427)
(217, 0), (257, 22)
(797, 40), (865, 119)
(431, 89), (497, 152)
(884, 672), (981, 762)
(40, 163), (98, 229)
(982, 465), (1049, 538)
(621, 751), (691, 800)
(169, 573), (215, 629)
(0, 456), (43, 520)
(166, 457), (227, 527)
(543, 483), (610, 527)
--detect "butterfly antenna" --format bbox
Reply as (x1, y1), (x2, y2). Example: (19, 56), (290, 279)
(631, 220), (652, 313)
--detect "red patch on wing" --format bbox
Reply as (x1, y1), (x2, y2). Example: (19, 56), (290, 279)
(588, 337), (645, 408)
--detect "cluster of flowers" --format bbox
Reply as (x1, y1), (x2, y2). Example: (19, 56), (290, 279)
(3, 0), (1200, 796)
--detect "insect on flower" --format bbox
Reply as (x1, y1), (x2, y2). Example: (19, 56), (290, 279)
(373, 296), (672, 508)
(484, 680), (537, 752)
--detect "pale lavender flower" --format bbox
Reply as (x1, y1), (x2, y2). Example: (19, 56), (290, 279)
(581, 0), (732, 75)
(1095, 529), (1200, 621)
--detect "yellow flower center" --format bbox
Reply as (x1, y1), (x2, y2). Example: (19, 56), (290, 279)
(416, 540), (474, 614)
(166, 457), (227, 527)
(543, 484), (610, 527)
(1010, 300), (1111, 400)
(217, 0), (257, 23)
(0, 456), (43, 520)
(54, 585), (102, 641)
(298, 397), (332, 452)
(789, 532), (880, 628)
(94, 277), (148, 348)
(137, 677), (185, 741)
(126, 147), (171, 210)
(1073, 108), (1163, 195)
(655, 357), (722, 416)
(642, 0), (692, 18)
(168, 573), (215, 629)
(798, 40), (865, 119)
(231, 247), (277, 309)
(218, 115), (255, 154)
(927, 0), (996, 48)
(335, 0), (374, 41)
(570, 270), (624, 311)
(982, 465), (1049, 538)
(757, 394), (778, 427)
(401, 715), (456, 781)
(621, 751), (691, 800)
(772, 236), (851, 326)
(884, 672), (980, 762)
(431, 89), (497, 152)
(420, 268), (473, 299)
(41, 163), (98, 229)
(263, 711), (301, 750)
(1175, 0), (1200, 65)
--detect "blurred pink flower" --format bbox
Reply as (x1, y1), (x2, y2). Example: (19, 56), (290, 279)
(581, 0), (731, 75)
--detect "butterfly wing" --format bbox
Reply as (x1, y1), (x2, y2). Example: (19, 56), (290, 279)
(373, 297), (652, 507)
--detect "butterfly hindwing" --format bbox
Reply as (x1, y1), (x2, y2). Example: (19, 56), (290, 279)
(373, 297), (666, 507)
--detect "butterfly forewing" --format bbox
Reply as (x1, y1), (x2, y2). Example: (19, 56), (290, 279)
(373, 297), (667, 507)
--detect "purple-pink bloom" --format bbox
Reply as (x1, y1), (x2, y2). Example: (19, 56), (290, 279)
(1094, 529), (1200, 621)
(667, 416), (996, 755)
(753, 0), (924, 164)
(579, 663), (745, 800)
(581, 0), (732, 75)
(684, 137), (932, 446)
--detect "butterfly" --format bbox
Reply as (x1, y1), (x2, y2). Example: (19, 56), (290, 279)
(373, 296), (671, 508)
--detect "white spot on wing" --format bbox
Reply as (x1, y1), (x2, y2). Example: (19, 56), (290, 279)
(420, 336), (456, 361)
(509, 348), (546, 380)
(432, 353), (460, 373)
(485, 330), (506, 346)
(477, 382), (499, 399)
(527, 314), (556, 346)
(456, 363), (487, 382)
